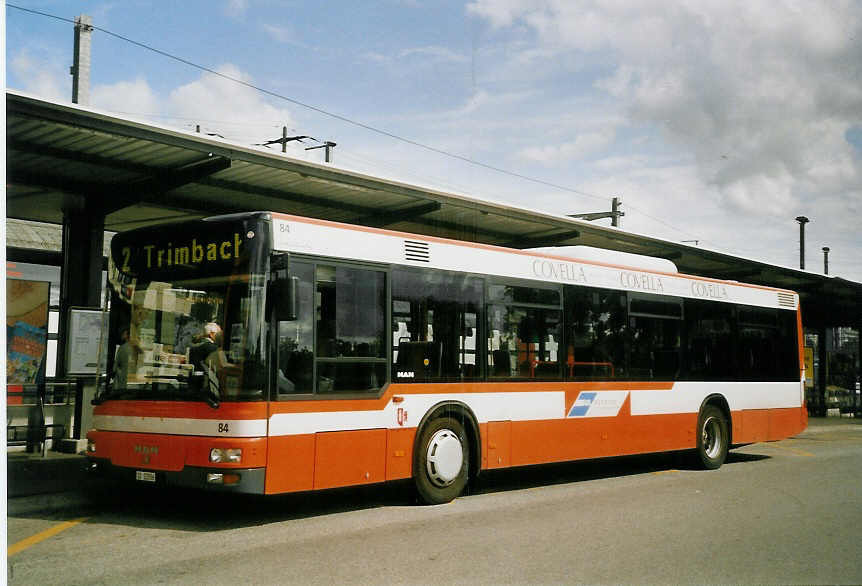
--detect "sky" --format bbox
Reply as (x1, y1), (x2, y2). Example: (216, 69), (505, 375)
(5, 0), (862, 282)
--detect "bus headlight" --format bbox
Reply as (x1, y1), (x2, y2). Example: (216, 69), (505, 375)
(209, 448), (242, 463)
(87, 440), (97, 453)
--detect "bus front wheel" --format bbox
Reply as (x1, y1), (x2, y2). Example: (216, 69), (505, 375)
(414, 417), (469, 505)
(696, 405), (729, 470)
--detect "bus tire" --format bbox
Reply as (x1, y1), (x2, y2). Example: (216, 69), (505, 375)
(414, 416), (469, 505)
(696, 405), (729, 470)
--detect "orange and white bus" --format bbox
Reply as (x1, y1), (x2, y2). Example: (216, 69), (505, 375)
(87, 211), (807, 503)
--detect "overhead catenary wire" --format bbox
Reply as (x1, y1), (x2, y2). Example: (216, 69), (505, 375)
(9, 2), (728, 248)
(7, 3), (610, 203)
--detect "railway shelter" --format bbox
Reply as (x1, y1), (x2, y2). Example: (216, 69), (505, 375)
(6, 89), (862, 461)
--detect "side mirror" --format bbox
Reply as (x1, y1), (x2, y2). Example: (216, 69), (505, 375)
(272, 275), (300, 321)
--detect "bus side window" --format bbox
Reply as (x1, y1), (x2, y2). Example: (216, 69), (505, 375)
(391, 268), (483, 382)
(276, 262), (314, 397)
(683, 299), (734, 381)
(315, 265), (386, 393)
(564, 286), (627, 381)
(627, 294), (683, 381)
(488, 283), (562, 380)
(737, 306), (798, 382)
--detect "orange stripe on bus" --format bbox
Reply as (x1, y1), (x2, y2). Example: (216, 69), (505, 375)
(93, 401), (268, 420)
(269, 381), (675, 415)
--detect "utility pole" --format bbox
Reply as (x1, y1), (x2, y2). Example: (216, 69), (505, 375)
(70, 14), (93, 105)
(256, 129), (310, 151)
(568, 197), (624, 227)
(795, 216), (809, 270)
(823, 247), (830, 275)
(256, 129), (336, 162)
(611, 196), (622, 227)
(306, 141), (337, 163)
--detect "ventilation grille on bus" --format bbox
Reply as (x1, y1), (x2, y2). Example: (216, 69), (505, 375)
(777, 292), (796, 308)
(404, 240), (431, 263)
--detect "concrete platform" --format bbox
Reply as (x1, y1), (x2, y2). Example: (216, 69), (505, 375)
(7, 450), (89, 498)
(7, 450), (100, 515)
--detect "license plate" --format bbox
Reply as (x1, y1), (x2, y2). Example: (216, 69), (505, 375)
(135, 470), (156, 482)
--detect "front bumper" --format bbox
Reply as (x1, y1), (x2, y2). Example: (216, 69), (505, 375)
(87, 457), (265, 494)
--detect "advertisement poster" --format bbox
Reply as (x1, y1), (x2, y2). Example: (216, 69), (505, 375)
(804, 346), (815, 389)
(6, 279), (50, 384)
(67, 308), (107, 375)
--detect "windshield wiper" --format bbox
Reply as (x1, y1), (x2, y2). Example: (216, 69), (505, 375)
(90, 388), (137, 405)
(178, 372), (220, 409)
(193, 385), (220, 409)
(93, 376), (220, 408)
(92, 388), (134, 405)
(135, 373), (221, 408)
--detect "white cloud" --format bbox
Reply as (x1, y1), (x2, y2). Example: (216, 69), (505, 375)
(362, 45), (468, 65)
(167, 64), (296, 144)
(518, 129), (616, 165)
(92, 77), (160, 117)
(224, 0), (248, 19)
(467, 0), (862, 278)
(262, 24), (294, 44)
(467, 0), (534, 28)
(10, 49), (67, 101)
(362, 52), (390, 63)
(7, 52), (294, 149)
(399, 46), (469, 63)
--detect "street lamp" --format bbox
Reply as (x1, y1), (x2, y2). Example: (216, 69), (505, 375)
(795, 216), (809, 270)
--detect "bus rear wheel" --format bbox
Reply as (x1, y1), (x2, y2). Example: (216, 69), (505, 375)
(414, 417), (469, 505)
(696, 405), (729, 470)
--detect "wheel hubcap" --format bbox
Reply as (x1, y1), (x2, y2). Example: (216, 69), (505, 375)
(702, 416), (722, 459)
(426, 429), (463, 487)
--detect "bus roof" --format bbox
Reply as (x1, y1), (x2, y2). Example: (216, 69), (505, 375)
(269, 212), (799, 311)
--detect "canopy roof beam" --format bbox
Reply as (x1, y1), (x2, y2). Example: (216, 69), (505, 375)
(503, 230), (580, 249)
(353, 202), (442, 228)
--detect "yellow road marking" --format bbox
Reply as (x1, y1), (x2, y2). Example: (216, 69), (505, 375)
(651, 469), (679, 475)
(765, 443), (815, 457)
(8, 517), (89, 557)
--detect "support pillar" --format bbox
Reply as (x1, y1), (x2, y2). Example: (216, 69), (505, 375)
(817, 326), (828, 416)
(857, 324), (861, 418)
(57, 202), (105, 377)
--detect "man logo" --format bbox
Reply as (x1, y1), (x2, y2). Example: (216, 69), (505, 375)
(134, 444), (159, 465)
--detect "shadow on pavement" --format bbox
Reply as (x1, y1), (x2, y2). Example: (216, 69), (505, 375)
(11, 448), (771, 532)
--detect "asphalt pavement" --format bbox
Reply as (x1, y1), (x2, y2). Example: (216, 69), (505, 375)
(7, 416), (862, 584)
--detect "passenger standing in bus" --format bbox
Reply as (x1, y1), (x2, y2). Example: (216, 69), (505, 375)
(189, 322), (235, 397)
(113, 327), (135, 387)
(203, 322), (233, 372)
(190, 323), (229, 371)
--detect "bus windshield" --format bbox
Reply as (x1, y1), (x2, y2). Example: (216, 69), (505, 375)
(99, 216), (270, 404)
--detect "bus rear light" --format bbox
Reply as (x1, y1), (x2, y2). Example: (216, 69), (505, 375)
(210, 448), (242, 463)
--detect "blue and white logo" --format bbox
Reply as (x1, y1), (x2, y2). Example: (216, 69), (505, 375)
(568, 392), (597, 417)
(567, 391), (629, 418)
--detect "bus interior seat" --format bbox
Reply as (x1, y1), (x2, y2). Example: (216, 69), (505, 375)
(396, 340), (442, 380)
(492, 349), (511, 377)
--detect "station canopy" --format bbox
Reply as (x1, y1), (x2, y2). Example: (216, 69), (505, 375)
(7, 90), (861, 328)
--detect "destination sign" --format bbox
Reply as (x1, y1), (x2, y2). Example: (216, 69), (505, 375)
(116, 233), (244, 272)
(111, 217), (269, 280)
